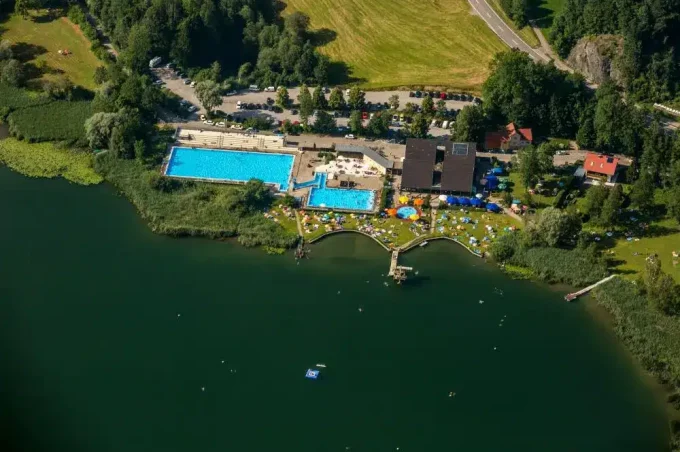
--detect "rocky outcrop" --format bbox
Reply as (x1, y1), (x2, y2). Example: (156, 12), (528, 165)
(567, 35), (623, 85)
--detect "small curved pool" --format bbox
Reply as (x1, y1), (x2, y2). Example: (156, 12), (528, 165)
(397, 206), (418, 219)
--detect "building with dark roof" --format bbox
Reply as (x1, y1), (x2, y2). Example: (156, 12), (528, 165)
(401, 139), (476, 193)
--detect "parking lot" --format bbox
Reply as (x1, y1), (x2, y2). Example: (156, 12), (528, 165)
(152, 67), (477, 137)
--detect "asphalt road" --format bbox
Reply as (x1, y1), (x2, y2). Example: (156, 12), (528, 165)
(468, 0), (546, 62)
(154, 68), (476, 137)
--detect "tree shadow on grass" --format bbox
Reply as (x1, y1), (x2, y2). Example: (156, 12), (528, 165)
(327, 61), (366, 85)
(528, 0), (557, 30)
(309, 28), (337, 47)
(10, 42), (47, 63)
(31, 10), (61, 24)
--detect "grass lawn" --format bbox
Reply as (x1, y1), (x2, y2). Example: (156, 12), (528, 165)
(487, 0), (540, 47)
(528, 0), (565, 36)
(0, 11), (100, 90)
(283, 0), (506, 91)
(433, 208), (521, 252)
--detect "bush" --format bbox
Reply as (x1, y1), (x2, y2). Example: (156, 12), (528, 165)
(0, 138), (102, 185)
(510, 246), (608, 286)
(8, 101), (92, 143)
(96, 155), (299, 247)
(0, 84), (49, 111)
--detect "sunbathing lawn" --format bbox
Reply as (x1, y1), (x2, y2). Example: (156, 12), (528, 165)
(433, 208), (521, 253)
(283, 0), (506, 91)
(1, 12), (100, 90)
(487, 0), (540, 47)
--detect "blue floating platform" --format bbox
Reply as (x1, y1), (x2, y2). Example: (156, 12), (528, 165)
(305, 369), (320, 380)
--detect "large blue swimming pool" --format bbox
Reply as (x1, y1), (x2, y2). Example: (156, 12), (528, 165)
(307, 173), (375, 211)
(165, 147), (295, 191)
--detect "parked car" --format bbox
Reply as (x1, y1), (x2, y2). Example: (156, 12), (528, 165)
(292, 109), (299, 115)
(344, 134), (356, 139)
(216, 122), (226, 127)
(153, 79), (164, 85)
(183, 79), (191, 85)
(440, 92), (447, 100)
(264, 86), (276, 92)
(362, 112), (368, 120)
(225, 91), (237, 96)
(415, 91), (422, 98)
(190, 81), (196, 88)
(409, 91), (415, 97)
(248, 85), (261, 91)
(203, 120), (214, 125)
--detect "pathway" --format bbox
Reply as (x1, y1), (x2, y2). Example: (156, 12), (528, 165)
(565, 275), (617, 301)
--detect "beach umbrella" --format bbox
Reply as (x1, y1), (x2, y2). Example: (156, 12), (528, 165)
(414, 198), (424, 207)
(409, 214), (420, 221)
(446, 196), (457, 205)
(486, 203), (500, 212)
(475, 193), (483, 199)
(459, 197), (471, 206)
(387, 208), (398, 217)
(439, 194), (448, 201)
(470, 198), (482, 207)
(491, 167), (504, 175)
(399, 195), (409, 204)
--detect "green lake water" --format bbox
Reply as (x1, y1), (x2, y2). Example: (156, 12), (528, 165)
(0, 166), (671, 451)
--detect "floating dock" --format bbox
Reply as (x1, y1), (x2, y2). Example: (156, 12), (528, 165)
(388, 250), (413, 284)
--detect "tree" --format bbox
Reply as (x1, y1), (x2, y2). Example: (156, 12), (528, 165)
(515, 144), (553, 188)
(409, 113), (428, 138)
(435, 99), (447, 118)
(453, 104), (485, 143)
(0, 59), (24, 87)
(14, 0), (29, 18)
(209, 61), (222, 82)
(388, 94), (400, 110)
(583, 185), (608, 220)
(297, 84), (313, 125)
(630, 171), (655, 213)
(312, 86), (328, 110)
(598, 184), (623, 226)
(511, 0), (528, 27)
(421, 96), (434, 115)
(122, 23), (152, 73)
(195, 80), (222, 115)
(349, 110), (363, 135)
(42, 76), (74, 100)
(594, 81), (627, 153)
(534, 207), (582, 247)
(276, 87), (290, 108)
(576, 103), (596, 149)
(314, 55), (329, 85)
(328, 88), (346, 111)
(109, 125), (131, 158)
(313, 110), (336, 134)
(134, 139), (147, 161)
(644, 254), (680, 315)
(366, 113), (390, 137)
(347, 86), (365, 111)
(85, 112), (122, 149)
(238, 62), (252, 84)
(0, 40), (13, 61)
(93, 66), (108, 85)
(668, 186), (680, 225)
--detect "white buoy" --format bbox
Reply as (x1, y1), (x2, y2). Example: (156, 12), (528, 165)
(221, 360), (225, 364)
(201, 387), (205, 391)
(177, 314), (181, 317)
(479, 300), (484, 304)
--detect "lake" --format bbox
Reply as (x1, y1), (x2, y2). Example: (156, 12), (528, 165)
(0, 166), (670, 451)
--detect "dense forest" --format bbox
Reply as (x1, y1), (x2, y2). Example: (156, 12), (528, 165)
(550, 0), (680, 102)
(86, 0), (330, 86)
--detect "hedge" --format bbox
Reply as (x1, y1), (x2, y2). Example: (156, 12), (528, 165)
(8, 101), (92, 143)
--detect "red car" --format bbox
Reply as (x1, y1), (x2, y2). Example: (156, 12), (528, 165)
(361, 112), (368, 120)
(440, 92), (447, 100)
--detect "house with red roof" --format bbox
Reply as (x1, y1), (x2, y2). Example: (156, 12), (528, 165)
(484, 123), (533, 151)
(583, 153), (620, 184)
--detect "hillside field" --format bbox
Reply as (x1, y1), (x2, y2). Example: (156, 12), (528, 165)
(284, 0), (506, 91)
(0, 12), (100, 90)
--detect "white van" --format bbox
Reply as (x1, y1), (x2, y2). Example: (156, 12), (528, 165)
(249, 85), (261, 92)
(442, 121), (449, 129)
(148, 56), (162, 68)
(430, 119), (437, 128)
(264, 86), (276, 92)
(236, 101), (243, 109)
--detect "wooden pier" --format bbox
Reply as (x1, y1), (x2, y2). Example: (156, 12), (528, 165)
(564, 275), (617, 301)
(388, 250), (413, 284)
